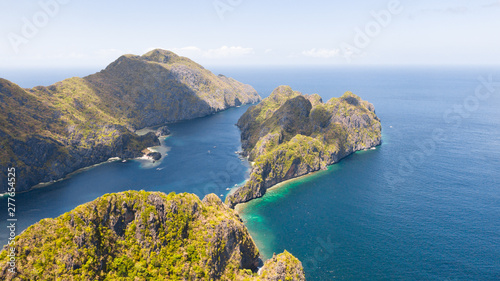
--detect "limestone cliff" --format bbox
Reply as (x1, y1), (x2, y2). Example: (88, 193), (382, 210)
(259, 251), (306, 281)
(0, 191), (304, 281)
(227, 86), (381, 207)
(0, 49), (261, 193)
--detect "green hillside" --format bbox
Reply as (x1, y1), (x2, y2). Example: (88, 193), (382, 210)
(0, 191), (305, 280)
(227, 86), (381, 207)
(0, 49), (260, 193)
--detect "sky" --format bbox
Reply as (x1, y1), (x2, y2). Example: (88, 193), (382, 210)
(0, 0), (499, 69)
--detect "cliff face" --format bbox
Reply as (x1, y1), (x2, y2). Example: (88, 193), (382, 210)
(83, 49), (260, 129)
(259, 251), (306, 281)
(0, 191), (304, 281)
(0, 49), (261, 192)
(227, 86), (381, 207)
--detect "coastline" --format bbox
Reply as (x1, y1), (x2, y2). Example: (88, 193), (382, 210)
(1, 138), (170, 197)
(234, 165), (336, 260)
(234, 146), (381, 261)
(0, 157), (124, 197)
(2, 104), (255, 196)
(232, 144), (381, 210)
(234, 163), (334, 214)
(12, 104), (257, 195)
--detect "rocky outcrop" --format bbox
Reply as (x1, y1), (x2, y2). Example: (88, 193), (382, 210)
(146, 152), (162, 161)
(259, 251), (306, 281)
(0, 191), (305, 280)
(1, 127), (159, 193)
(0, 49), (261, 193)
(155, 126), (171, 137)
(227, 86), (381, 207)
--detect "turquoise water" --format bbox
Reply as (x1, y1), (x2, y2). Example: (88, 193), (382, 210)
(1, 67), (500, 280)
(232, 67), (500, 280)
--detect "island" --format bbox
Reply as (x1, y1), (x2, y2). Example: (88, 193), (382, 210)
(0, 49), (261, 193)
(0, 191), (305, 280)
(227, 86), (381, 208)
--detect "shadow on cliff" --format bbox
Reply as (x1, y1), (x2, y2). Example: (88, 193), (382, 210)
(83, 55), (216, 130)
(0, 58), (215, 193)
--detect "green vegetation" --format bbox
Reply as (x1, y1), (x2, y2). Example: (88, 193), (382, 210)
(0, 191), (304, 281)
(259, 251), (306, 281)
(227, 86), (381, 207)
(0, 49), (261, 193)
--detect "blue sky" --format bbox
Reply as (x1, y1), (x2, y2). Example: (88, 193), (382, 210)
(1, 0), (499, 68)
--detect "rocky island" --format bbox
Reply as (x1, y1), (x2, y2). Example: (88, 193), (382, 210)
(227, 86), (381, 207)
(0, 191), (305, 280)
(0, 49), (261, 193)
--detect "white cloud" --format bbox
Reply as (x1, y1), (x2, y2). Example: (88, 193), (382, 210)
(204, 46), (254, 58)
(170, 46), (204, 58)
(264, 48), (273, 54)
(302, 48), (340, 58)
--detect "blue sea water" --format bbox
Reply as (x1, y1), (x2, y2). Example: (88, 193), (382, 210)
(1, 66), (499, 280)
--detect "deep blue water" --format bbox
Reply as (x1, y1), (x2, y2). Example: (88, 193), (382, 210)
(1, 67), (500, 280)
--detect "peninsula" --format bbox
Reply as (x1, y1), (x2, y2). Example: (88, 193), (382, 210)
(227, 86), (381, 207)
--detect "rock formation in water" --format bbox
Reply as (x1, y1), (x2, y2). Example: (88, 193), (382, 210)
(0, 49), (261, 193)
(0, 191), (304, 280)
(227, 86), (381, 208)
(155, 126), (171, 137)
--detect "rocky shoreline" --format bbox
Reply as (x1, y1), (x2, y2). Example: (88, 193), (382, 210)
(227, 86), (382, 208)
(0, 49), (260, 193)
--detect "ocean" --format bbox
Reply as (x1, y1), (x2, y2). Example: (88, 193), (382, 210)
(1, 66), (499, 280)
